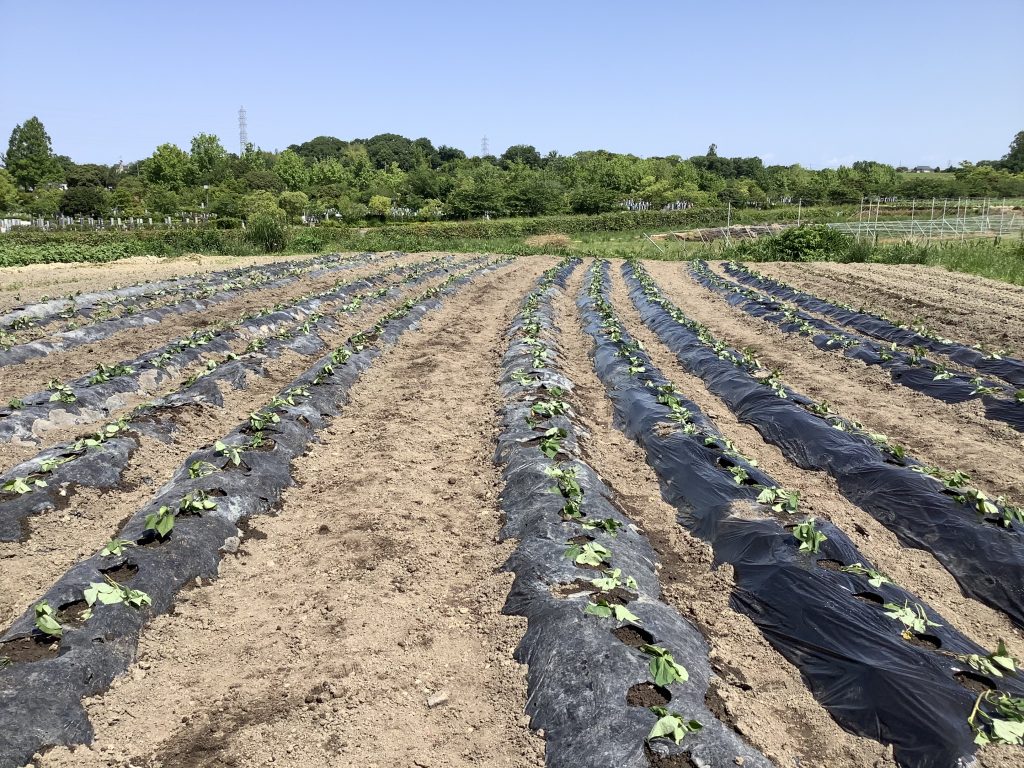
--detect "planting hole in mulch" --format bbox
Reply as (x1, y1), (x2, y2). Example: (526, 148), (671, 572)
(816, 558), (845, 572)
(567, 534), (594, 546)
(853, 591), (885, 606)
(954, 671), (996, 694)
(626, 682), (671, 708)
(553, 579), (594, 598)
(905, 633), (942, 650)
(57, 600), (90, 626)
(0, 635), (59, 663)
(612, 624), (655, 649)
(136, 531), (168, 548)
(601, 586), (638, 605)
(100, 562), (139, 582)
(642, 746), (698, 768)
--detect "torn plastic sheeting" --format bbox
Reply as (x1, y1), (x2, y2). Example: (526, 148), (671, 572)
(0, 261), (503, 768)
(496, 266), (774, 768)
(628, 263), (1024, 627)
(724, 262), (1024, 388)
(0, 252), (375, 369)
(690, 262), (1024, 432)
(579, 264), (1024, 768)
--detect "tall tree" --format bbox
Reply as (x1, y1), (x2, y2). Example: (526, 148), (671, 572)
(0, 168), (18, 211)
(143, 144), (193, 191)
(1001, 131), (1024, 173)
(190, 133), (229, 184)
(273, 149), (309, 191)
(4, 117), (62, 190)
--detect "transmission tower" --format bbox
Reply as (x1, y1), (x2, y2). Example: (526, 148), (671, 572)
(238, 106), (248, 154)
(481, 135), (489, 156)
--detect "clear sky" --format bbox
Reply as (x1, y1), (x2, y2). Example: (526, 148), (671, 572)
(2, 0), (1022, 168)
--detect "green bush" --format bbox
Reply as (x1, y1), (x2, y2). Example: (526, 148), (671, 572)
(214, 217), (242, 230)
(246, 213), (288, 252)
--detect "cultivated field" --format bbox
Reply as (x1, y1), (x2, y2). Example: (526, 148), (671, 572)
(0, 252), (1022, 768)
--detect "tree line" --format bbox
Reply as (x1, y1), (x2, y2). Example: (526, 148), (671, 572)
(2, 117), (1023, 226)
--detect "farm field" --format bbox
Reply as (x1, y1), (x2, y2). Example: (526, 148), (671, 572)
(0, 252), (1022, 768)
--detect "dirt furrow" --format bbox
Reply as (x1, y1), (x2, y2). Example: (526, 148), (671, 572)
(35, 256), (552, 768)
(606, 262), (1022, 659)
(0, 254), (417, 402)
(756, 261), (1024, 353)
(644, 261), (1024, 504)
(0, 270), (467, 625)
(550, 261), (894, 768)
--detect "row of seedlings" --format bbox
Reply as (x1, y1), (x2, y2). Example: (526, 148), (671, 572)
(580, 260), (1024, 766)
(0, 251), (355, 335)
(496, 258), (773, 768)
(0, 255), (487, 541)
(0, 253), (442, 443)
(0, 251), (379, 367)
(0, 257), (511, 768)
(0, 252), (353, 348)
(688, 260), (1024, 431)
(626, 259), (1024, 627)
(723, 260), (1024, 387)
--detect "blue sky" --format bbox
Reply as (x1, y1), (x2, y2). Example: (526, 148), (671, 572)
(2, 1), (1022, 168)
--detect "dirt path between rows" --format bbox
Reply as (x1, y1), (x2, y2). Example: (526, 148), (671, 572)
(0, 268), (465, 625)
(606, 261), (1021, 661)
(644, 261), (1024, 507)
(0, 254), (424, 403)
(552, 261), (894, 768)
(37, 256), (553, 768)
(755, 261), (1024, 354)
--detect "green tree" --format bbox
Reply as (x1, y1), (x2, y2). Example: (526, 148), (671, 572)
(23, 188), (63, 216)
(4, 117), (62, 190)
(190, 133), (229, 184)
(0, 169), (18, 212)
(501, 144), (542, 169)
(274, 149), (309, 191)
(61, 185), (109, 216)
(367, 194), (392, 219)
(1000, 131), (1024, 173)
(278, 190), (309, 222)
(143, 144), (193, 191)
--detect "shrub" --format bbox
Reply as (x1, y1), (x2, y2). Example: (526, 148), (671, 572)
(214, 217), (242, 230)
(246, 213), (288, 252)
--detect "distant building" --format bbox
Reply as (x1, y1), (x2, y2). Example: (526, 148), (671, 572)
(911, 165), (934, 173)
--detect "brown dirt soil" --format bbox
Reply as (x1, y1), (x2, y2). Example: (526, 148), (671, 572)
(754, 261), (1024, 355)
(644, 261), (1024, 509)
(35, 256), (554, 768)
(523, 233), (571, 249)
(0, 252), (338, 315)
(0, 254), (419, 404)
(605, 262), (1022, 662)
(0, 268), (458, 625)
(553, 263), (895, 768)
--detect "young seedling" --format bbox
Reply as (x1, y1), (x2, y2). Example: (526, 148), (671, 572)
(100, 538), (134, 557)
(214, 440), (245, 467)
(248, 410), (281, 431)
(538, 427), (568, 459)
(39, 456), (73, 473)
(144, 505), (175, 538)
(510, 369), (536, 386)
(840, 562), (892, 588)
(969, 691), (1024, 746)
(179, 490), (217, 514)
(727, 465), (750, 485)
(591, 568), (638, 592)
(757, 486), (800, 514)
(957, 640), (1018, 679)
(957, 488), (1000, 518)
(47, 381), (77, 404)
(932, 365), (953, 381)
(565, 541), (612, 567)
(7, 397), (24, 410)
(792, 518), (827, 553)
(546, 465), (583, 519)
(530, 397), (568, 420)
(189, 460), (218, 479)
(2, 476), (47, 494)
(883, 600), (941, 638)
(34, 601), (62, 638)
(82, 577), (152, 619)
(584, 599), (640, 623)
(647, 707), (702, 745)
(582, 518), (623, 536)
(641, 645), (689, 686)
(89, 362), (135, 385)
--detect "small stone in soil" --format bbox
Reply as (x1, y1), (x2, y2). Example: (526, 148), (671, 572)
(426, 690), (450, 708)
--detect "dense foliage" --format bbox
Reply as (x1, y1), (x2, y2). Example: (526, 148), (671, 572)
(2, 118), (1022, 226)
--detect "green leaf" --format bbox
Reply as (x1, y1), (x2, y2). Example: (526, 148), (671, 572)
(642, 645), (689, 686)
(647, 707), (702, 744)
(34, 601), (62, 637)
(100, 538), (133, 557)
(584, 601), (612, 618)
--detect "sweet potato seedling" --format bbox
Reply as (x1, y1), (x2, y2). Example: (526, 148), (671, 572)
(179, 490), (218, 514)
(565, 540), (612, 567)
(144, 505), (175, 538)
(582, 518), (623, 536)
(969, 691), (1024, 746)
(2, 476), (47, 494)
(641, 645), (689, 686)
(591, 568), (638, 592)
(840, 563), (892, 588)
(189, 460), (218, 479)
(584, 599), (640, 623)
(957, 640), (1017, 679)
(883, 600), (941, 638)
(214, 440), (245, 466)
(82, 577), (152, 619)
(647, 707), (702, 745)
(792, 518), (827, 553)
(539, 427), (568, 459)
(100, 538), (134, 557)
(34, 601), (62, 637)
(757, 486), (800, 514)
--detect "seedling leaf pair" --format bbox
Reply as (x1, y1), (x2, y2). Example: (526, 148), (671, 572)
(584, 599), (640, 623)
(648, 707), (702, 744)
